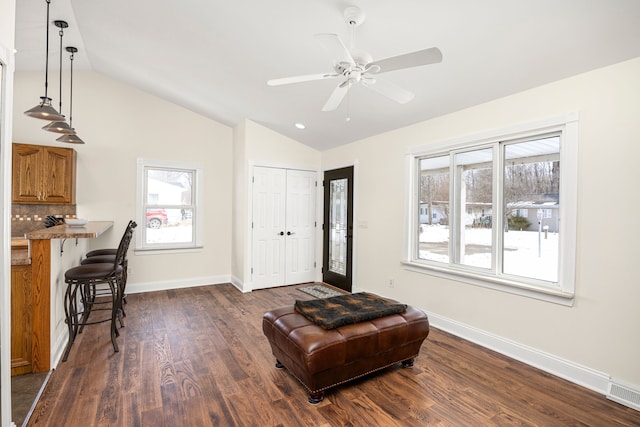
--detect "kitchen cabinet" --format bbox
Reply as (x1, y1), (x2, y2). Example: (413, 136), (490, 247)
(12, 143), (76, 204)
(11, 263), (34, 376)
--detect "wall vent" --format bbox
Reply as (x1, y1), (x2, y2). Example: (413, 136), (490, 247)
(607, 380), (640, 411)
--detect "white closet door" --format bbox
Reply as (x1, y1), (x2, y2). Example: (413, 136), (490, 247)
(251, 167), (286, 289)
(284, 169), (316, 285)
(251, 167), (316, 289)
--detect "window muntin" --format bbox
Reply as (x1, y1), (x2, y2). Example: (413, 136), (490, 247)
(410, 126), (572, 296)
(137, 159), (202, 251)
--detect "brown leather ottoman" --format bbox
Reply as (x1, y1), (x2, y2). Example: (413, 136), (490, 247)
(262, 301), (429, 403)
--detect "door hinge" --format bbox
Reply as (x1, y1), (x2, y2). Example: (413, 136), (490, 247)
(252, 222), (254, 229)
(314, 262), (316, 268)
(251, 267), (253, 274)
(321, 267), (324, 273)
(252, 176), (255, 183)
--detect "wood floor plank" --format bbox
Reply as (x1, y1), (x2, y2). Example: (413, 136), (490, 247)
(27, 283), (640, 426)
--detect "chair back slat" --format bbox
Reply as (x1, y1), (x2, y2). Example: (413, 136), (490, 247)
(114, 221), (137, 270)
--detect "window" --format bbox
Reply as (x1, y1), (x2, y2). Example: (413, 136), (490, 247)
(405, 114), (578, 304)
(136, 159), (203, 251)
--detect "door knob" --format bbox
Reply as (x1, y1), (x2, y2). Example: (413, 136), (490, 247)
(279, 231), (284, 236)
(287, 231), (296, 236)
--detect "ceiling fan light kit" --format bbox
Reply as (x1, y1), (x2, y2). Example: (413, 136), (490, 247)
(267, 5), (442, 112)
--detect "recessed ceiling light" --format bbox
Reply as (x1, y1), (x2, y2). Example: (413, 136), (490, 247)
(295, 123), (306, 130)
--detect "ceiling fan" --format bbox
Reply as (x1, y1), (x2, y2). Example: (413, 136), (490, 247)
(267, 6), (443, 112)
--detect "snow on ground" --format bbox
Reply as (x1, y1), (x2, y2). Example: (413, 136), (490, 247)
(419, 225), (558, 282)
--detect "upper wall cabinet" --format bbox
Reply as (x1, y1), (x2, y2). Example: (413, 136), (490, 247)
(12, 143), (77, 204)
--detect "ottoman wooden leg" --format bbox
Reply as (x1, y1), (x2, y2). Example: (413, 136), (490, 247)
(401, 358), (415, 368)
(308, 390), (325, 405)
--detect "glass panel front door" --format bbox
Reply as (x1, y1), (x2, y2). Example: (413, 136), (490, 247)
(323, 167), (354, 292)
(329, 178), (348, 275)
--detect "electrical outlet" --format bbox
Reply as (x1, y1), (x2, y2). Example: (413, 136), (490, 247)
(388, 278), (395, 288)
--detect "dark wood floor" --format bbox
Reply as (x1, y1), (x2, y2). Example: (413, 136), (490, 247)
(27, 283), (640, 426)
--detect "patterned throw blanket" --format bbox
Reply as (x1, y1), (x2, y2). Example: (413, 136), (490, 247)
(294, 292), (407, 330)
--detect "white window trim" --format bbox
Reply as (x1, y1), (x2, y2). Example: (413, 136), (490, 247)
(135, 158), (204, 253)
(403, 113), (579, 305)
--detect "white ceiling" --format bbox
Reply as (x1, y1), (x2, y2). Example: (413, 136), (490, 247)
(14, 0), (640, 151)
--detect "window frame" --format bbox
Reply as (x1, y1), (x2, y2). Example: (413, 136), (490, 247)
(135, 158), (204, 253)
(404, 113), (578, 305)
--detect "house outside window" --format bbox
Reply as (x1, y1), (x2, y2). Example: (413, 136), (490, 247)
(405, 114), (578, 304)
(136, 158), (204, 251)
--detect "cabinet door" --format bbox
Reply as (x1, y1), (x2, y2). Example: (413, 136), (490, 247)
(42, 146), (76, 204)
(12, 144), (43, 203)
(12, 143), (76, 204)
(11, 265), (33, 376)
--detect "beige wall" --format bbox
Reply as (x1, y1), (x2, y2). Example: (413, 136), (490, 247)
(13, 70), (234, 290)
(232, 119), (321, 291)
(322, 57), (640, 387)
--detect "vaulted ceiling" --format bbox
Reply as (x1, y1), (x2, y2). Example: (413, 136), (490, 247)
(14, 0), (640, 151)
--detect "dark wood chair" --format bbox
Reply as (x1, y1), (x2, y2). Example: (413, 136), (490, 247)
(62, 222), (136, 361)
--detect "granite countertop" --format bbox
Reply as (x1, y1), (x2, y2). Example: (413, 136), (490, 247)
(26, 221), (114, 240)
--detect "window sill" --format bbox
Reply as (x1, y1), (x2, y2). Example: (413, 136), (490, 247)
(135, 246), (203, 255)
(401, 260), (574, 306)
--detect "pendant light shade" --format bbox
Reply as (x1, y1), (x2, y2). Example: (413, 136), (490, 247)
(57, 46), (85, 144)
(44, 20), (74, 134)
(24, 0), (65, 121)
(56, 133), (85, 144)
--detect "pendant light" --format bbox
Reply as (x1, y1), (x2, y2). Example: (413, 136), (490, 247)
(57, 47), (85, 144)
(43, 20), (74, 134)
(24, 0), (65, 121)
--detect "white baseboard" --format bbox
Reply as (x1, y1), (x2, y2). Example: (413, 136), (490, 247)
(230, 275), (250, 292)
(126, 275), (231, 295)
(51, 329), (68, 370)
(426, 311), (611, 395)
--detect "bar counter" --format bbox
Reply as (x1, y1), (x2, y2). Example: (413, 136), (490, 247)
(25, 221), (113, 372)
(27, 221), (114, 240)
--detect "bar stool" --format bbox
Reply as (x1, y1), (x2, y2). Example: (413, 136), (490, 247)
(85, 220), (135, 258)
(81, 221), (137, 307)
(62, 223), (135, 361)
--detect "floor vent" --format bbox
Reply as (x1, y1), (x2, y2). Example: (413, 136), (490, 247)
(607, 380), (640, 411)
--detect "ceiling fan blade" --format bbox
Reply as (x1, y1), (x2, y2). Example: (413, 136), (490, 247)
(368, 47), (442, 74)
(315, 33), (356, 66)
(322, 80), (353, 112)
(363, 77), (415, 104)
(267, 72), (340, 86)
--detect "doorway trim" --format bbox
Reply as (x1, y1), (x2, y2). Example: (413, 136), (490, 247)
(322, 161), (358, 292)
(1, 43), (16, 427)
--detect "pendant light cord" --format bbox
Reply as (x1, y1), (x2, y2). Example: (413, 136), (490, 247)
(44, 0), (51, 99)
(68, 49), (74, 128)
(57, 23), (64, 115)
